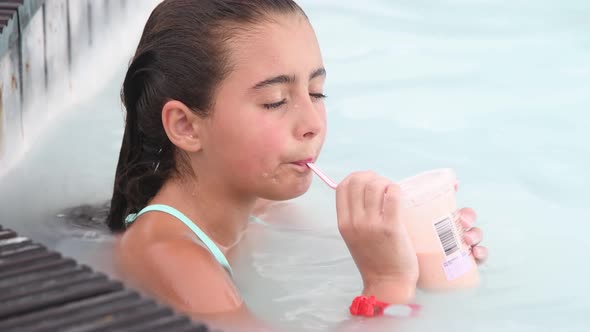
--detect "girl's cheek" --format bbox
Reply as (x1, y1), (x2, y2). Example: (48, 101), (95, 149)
(263, 131), (288, 156)
(253, 121), (285, 150)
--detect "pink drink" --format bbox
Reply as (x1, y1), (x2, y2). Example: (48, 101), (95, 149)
(399, 169), (479, 290)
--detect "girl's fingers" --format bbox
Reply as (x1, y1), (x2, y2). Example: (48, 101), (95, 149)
(347, 172), (375, 227)
(383, 183), (402, 224)
(364, 178), (391, 219)
(463, 227), (482, 246)
(347, 173), (366, 227)
(472, 245), (488, 264)
(458, 207), (477, 229)
(335, 178), (350, 232)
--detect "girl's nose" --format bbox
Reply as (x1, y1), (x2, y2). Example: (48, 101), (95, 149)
(295, 96), (325, 140)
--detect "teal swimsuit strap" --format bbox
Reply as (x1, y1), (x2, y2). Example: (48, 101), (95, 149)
(125, 204), (233, 276)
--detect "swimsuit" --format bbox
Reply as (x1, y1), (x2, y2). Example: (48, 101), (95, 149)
(125, 204), (236, 274)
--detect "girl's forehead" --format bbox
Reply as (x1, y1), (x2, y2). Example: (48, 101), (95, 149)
(225, 15), (323, 79)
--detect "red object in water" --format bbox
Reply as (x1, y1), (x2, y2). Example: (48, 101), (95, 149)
(349, 295), (421, 317)
(349, 295), (389, 317)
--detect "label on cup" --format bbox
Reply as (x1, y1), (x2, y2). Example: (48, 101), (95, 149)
(433, 214), (473, 280)
(442, 249), (472, 280)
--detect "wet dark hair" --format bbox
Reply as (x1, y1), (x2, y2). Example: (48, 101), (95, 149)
(107, 0), (307, 232)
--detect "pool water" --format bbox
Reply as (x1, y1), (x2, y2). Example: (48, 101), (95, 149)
(1, 0), (589, 331)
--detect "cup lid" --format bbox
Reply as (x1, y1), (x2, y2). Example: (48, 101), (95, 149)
(399, 168), (458, 208)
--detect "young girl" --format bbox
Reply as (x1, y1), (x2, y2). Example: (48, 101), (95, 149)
(108, 0), (487, 330)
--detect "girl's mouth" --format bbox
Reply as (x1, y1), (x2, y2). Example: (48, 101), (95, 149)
(291, 158), (314, 167)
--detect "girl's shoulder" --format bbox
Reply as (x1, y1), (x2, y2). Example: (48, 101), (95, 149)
(115, 213), (242, 314)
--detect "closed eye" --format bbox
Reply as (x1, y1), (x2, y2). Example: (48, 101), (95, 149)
(263, 93), (326, 110)
(310, 93), (327, 100)
(263, 99), (287, 110)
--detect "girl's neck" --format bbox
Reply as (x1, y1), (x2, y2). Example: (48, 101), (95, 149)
(150, 176), (256, 251)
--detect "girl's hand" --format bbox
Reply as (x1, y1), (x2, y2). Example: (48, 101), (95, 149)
(336, 171), (419, 304)
(457, 207), (488, 264)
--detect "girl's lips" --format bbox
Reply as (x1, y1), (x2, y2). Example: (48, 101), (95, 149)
(291, 158), (314, 166)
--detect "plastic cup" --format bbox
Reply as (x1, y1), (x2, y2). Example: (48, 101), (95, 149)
(399, 169), (480, 290)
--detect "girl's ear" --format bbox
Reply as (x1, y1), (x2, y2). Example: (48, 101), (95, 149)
(161, 100), (203, 153)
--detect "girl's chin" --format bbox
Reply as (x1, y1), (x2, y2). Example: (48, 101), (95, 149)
(261, 176), (313, 201)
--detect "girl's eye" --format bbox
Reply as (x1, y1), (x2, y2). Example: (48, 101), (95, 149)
(263, 94), (326, 110)
(263, 99), (287, 110)
(310, 93), (327, 101)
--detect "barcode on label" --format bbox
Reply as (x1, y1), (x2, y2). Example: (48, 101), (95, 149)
(435, 217), (459, 257)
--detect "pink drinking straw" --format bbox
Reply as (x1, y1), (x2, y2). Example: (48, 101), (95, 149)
(306, 162), (338, 190)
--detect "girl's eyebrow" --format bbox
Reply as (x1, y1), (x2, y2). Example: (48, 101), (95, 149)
(251, 67), (326, 90)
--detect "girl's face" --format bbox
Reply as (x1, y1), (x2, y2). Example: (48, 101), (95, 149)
(199, 14), (326, 201)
